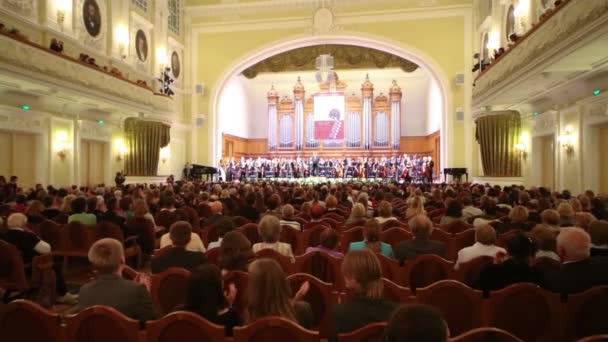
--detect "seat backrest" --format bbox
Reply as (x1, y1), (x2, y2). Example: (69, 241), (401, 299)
(380, 227), (412, 249)
(565, 286), (608, 340)
(443, 221), (473, 234)
(455, 256), (494, 287)
(381, 278), (412, 303)
(255, 248), (293, 274)
(64, 221), (97, 254)
(205, 247), (221, 267)
(233, 316), (319, 342)
(177, 207), (200, 230)
(337, 322), (387, 342)
(0, 300), (62, 342)
(375, 253), (400, 280)
(448, 229), (476, 261)
(486, 283), (561, 341)
(124, 217), (156, 255)
(401, 255), (454, 291)
(237, 223), (261, 244)
(320, 218), (340, 229)
(155, 211), (184, 231)
(280, 226), (301, 255)
(449, 327), (523, 342)
(303, 221), (330, 231)
(0, 240), (28, 290)
(146, 311), (226, 342)
(294, 250), (343, 289)
(95, 221), (125, 242)
(232, 216), (251, 227)
(496, 230), (523, 248)
(339, 227), (364, 253)
(416, 280), (483, 336)
(223, 271), (250, 317)
(64, 305), (140, 342)
(301, 226), (327, 250)
(288, 273), (338, 338)
(322, 213), (344, 223)
(38, 219), (66, 250)
(430, 228), (452, 246)
(150, 267), (192, 315)
(531, 257), (562, 276)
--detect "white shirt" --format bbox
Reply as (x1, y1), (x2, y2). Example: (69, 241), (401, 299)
(160, 232), (206, 253)
(463, 206), (483, 219)
(455, 242), (506, 269)
(10, 227), (51, 254)
(375, 217), (397, 225)
(279, 220), (301, 231)
(535, 250), (560, 261)
(207, 238), (223, 250)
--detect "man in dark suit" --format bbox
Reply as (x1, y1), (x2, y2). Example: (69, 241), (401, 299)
(394, 215), (446, 264)
(74, 238), (157, 321)
(542, 227), (608, 294)
(151, 221), (207, 274)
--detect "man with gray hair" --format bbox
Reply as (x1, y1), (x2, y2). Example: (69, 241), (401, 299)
(394, 214), (446, 264)
(542, 227), (608, 294)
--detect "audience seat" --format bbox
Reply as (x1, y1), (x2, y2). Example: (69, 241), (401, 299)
(449, 327), (523, 342)
(0, 299), (62, 342)
(303, 221), (330, 231)
(255, 248), (294, 274)
(565, 286), (608, 341)
(223, 271), (249, 317)
(496, 230), (522, 248)
(0, 240), (28, 290)
(295, 250), (343, 290)
(416, 280), (483, 336)
(380, 219), (408, 231)
(398, 255), (455, 292)
(280, 226), (301, 255)
(485, 283), (561, 341)
(380, 227), (412, 249)
(448, 229), (476, 261)
(320, 218), (340, 229)
(455, 256), (494, 287)
(124, 217), (156, 255)
(155, 210), (186, 232)
(232, 216), (252, 227)
(233, 316), (319, 342)
(376, 253), (401, 280)
(64, 305), (140, 342)
(430, 228), (452, 246)
(322, 212), (344, 223)
(442, 221), (473, 235)
(177, 207), (200, 230)
(146, 311), (225, 342)
(337, 322), (387, 342)
(531, 257), (561, 275)
(300, 226), (327, 250)
(237, 223), (261, 244)
(339, 227), (364, 253)
(381, 277), (413, 303)
(205, 247), (220, 267)
(576, 335), (608, 342)
(151, 267), (192, 315)
(288, 273), (338, 338)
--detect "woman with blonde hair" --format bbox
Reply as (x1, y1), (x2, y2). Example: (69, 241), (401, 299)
(331, 249), (397, 338)
(348, 219), (394, 258)
(246, 259), (312, 328)
(404, 196), (426, 221)
(557, 202), (575, 226)
(60, 194), (76, 214)
(345, 203), (368, 226)
(375, 201), (397, 225)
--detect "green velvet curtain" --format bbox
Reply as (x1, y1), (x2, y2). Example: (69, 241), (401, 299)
(475, 111), (521, 177)
(124, 118), (170, 176)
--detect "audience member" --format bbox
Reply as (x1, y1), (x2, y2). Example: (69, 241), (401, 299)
(462, 197), (482, 220)
(208, 219), (236, 250)
(252, 215), (294, 261)
(234, 192), (259, 222)
(68, 197), (97, 224)
(151, 221), (207, 273)
(375, 201), (397, 225)
(395, 214), (446, 263)
(279, 204), (301, 231)
(349, 219), (394, 258)
(160, 220), (206, 253)
(529, 225), (559, 261)
(588, 220), (608, 257)
(404, 196), (426, 220)
(440, 200), (466, 225)
(219, 230), (254, 273)
(305, 227), (343, 258)
(454, 225), (505, 269)
(74, 238), (157, 321)
(384, 304), (449, 342)
(203, 201), (225, 227)
(345, 203), (367, 226)
(541, 209), (561, 232)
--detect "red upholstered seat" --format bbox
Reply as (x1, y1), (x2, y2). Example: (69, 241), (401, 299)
(337, 322), (387, 342)
(442, 220), (473, 234)
(232, 216), (251, 227)
(205, 247), (221, 267)
(565, 286), (608, 340)
(485, 283), (561, 341)
(280, 226), (301, 255)
(294, 250), (343, 290)
(0, 300), (62, 342)
(496, 230), (522, 248)
(322, 212), (344, 223)
(449, 327), (523, 342)
(375, 253), (400, 280)
(448, 229), (476, 261)
(124, 217), (156, 255)
(255, 248), (294, 274)
(399, 255), (454, 292)
(233, 316), (319, 342)
(151, 267), (192, 315)
(237, 223), (261, 244)
(64, 305), (140, 342)
(288, 273), (338, 338)
(146, 311), (225, 342)
(339, 227), (364, 253)
(223, 271), (250, 317)
(380, 227), (412, 249)
(382, 278), (413, 303)
(455, 256), (494, 287)
(380, 219), (408, 231)
(0, 240), (28, 291)
(300, 226), (328, 250)
(576, 335), (608, 342)
(416, 280), (483, 336)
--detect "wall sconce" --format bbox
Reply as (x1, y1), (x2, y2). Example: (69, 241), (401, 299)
(54, 131), (70, 160)
(514, 143), (528, 159)
(558, 125), (575, 153)
(56, 0), (70, 32)
(116, 25), (129, 60)
(160, 147), (171, 164)
(115, 139), (128, 162)
(156, 47), (168, 71)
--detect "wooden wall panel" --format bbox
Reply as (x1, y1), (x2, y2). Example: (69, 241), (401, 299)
(0, 131), (37, 188)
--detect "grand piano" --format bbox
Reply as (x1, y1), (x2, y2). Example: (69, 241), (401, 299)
(443, 168), (468, 183)
(190, 164), (219, 181)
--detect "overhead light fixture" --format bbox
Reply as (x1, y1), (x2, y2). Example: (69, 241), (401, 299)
(21, 105), (30, 110)
(558, 125), (575, 154)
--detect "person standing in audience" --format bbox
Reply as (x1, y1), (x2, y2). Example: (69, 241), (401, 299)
(454, 225), (505, 269)
(332, 250), (397, 340)
(384, 304), (449, 342)
(305, 227), (343, 258)
(74, 238), (157, 321)
(151, 221), (207, 274)
(160, 220), (206, 253)
(219, 230), (254, 273)
(279, 204), (301, 231)
(349, 219), (394, 258)
(246, 258), (313, 328)
(395, 215), (446, 264)
(0, 213), (78, 304)
(375, 201), (397, 225)
(252, 215), (294, 261)
(588, 220), (608, 257)
(529, 225), (560, 261)
(67, 197), (97, 224)
(542, 227), (608, 294)
(476, 233), (540, 292)
(179, 263), (240, 336)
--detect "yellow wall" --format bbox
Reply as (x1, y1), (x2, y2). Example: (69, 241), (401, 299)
(559, 110), (581, 192)
(600, 127), (608, 193)
(50, 118), (74, 187)
(193, 13), (469, 166)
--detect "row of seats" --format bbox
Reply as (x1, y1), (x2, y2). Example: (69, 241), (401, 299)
(145, 266), (608, 341)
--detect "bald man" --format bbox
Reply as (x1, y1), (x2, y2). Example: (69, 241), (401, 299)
(542, 227), (608, 294)
(454, 225), (506, 269)
(394, 214), (446, 264)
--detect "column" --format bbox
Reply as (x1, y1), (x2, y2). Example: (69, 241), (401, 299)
(267, 85), (279, 151)
(361, 75), (374, 150)
(390, 80), (402, 150)
(294, 77), (305, 151)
